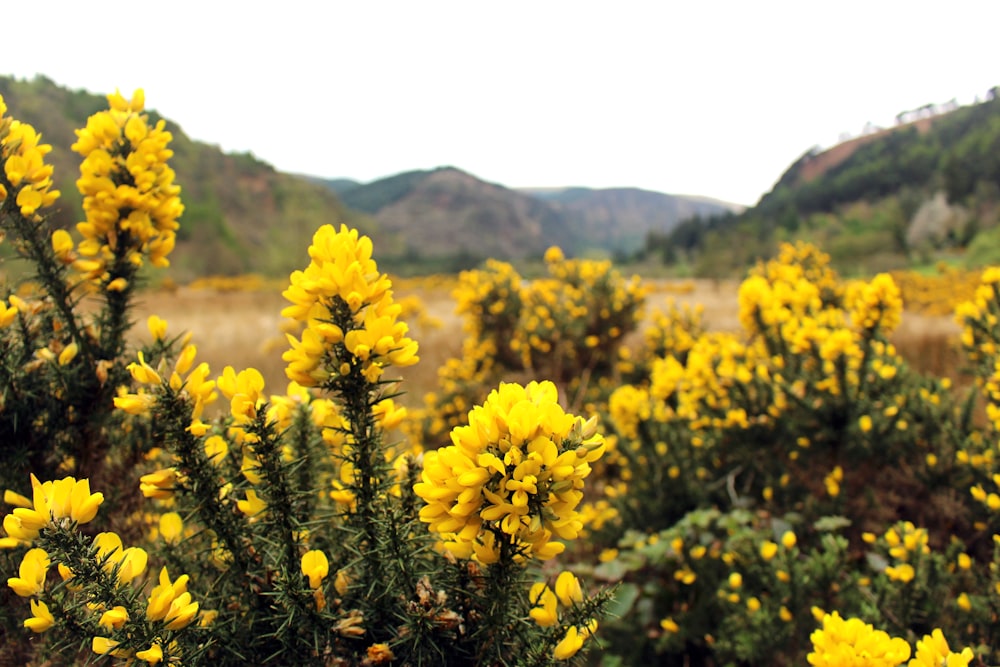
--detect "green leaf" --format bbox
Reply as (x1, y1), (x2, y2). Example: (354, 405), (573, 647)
(605, 583), (641, 619)
(813, 515), (852, 532)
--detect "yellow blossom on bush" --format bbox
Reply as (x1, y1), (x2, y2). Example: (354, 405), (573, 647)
(0, 96), (60, 218)
(3, 474), (104, 542)
(146, 567), (199, 630)
(7, 547), (50, 597)
(908, 628), (975, 666)
(414, 380), (604, 562)
(24, 598), (54, 633)
(807, 612), (911, 666)
(71, 88), (182, 279)
(282, 224), (418, 387)
(301, 549), (329, 589)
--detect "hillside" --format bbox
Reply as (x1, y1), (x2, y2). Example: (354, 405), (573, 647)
(648, 88), (1000, 277)
(528, 186), (743, 254)
(329, 169), (740, 266)
(0, 75), (376, 281)
(334, 167), (577, 269)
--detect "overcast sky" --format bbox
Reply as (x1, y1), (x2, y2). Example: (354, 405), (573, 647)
(4, 1), (998, 206)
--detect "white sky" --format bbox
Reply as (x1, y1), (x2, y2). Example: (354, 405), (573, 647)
(4, 1), (998, 206)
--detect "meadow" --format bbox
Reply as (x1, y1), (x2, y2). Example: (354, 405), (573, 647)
(129, 277), (964, 408)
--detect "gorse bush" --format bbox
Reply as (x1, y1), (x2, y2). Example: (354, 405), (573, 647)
(0, 91), (610, 666)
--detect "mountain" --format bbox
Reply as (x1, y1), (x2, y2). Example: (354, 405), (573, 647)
(648, 88), (1000, 276)
(333, 167), (577, 270)
(328, 170), (741, 266)
(523, 186), (743, 254)
(0, 75), (376, 281)
(310, 177), (362, 196)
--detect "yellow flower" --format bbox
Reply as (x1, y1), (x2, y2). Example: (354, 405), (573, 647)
(58, 342), (79, 366)
(908, 628), (975, 667)
(414, 381), (604, 562)
(885, 563), (915, 583)
(98, 606), (129, 630)
(956, 593), (971, 611)
(859, 415), (873, 432)
(4, 475), (105, 542)
(136, 642), (164, 665)
(0, 299), (18, 328)
(282, 224), (418, 387)
(555, 570), (583, 607)
(529, 582), (558, 627)
(24, 598), (54, 633)
(7, 548), (50, 598)
(146, 567), (199, 630)
(781, 530), (797, 549)
(128, 351), (162, 385)
(92, 636), (128, 658)
(728, 572), (743, 589)
(760, 541), (778, 561)
(660, 617), (680, 633)
(808, 612), (910, 666)
(217, 366), (265, 424)
(301, 549), (329, 589)
(140, 468), (178, 500)
(237, 489), (267, 518)
(159, 512), (183, 545)
(552, 625), (589, 660)
(93, 532), (148, 584)
(71, 88), (182, 279)
(147, 314), (168, 341)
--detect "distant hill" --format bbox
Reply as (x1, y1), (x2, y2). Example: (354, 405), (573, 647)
(648, 88), (1000, 276)
(332, 167), (577, 269)
(327, 170), (741, 265)
(0, 75), (375, 281)
(523, 186), (743, 254)
(311, 177), (362, 196)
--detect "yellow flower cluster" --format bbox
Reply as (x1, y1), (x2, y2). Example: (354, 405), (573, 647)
(115, 323), (217, 429)
(808, 612), (974, 667)
(70, 89), (182, 283)
(414, 381), (605, 562)
(862, 522), (929, 584)
(529, 571), (598, 660)
(0, 94), (60, 218)
(282, 224), (418, 386)
(2, 474), (104, 543)
(892, 265), (982, 317)
(846, 273), (903, 334)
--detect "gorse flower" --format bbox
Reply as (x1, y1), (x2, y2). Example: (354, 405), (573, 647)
(7, 547), (50, 597)
(908, 629), (975, 667)
(282, 224), (418, 387)
(146, 566), (199, 630)
(0, 94), (60, 218)
(3, 474), (104, 542)
(807, 612), (911, 666)
(301, 549), (329, 589)
(71, 89), (182, 282)
(24, 598), (54, 633)
(414, 380), (605, 562)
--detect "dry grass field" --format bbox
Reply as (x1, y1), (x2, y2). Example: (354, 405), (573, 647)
(129, 278), (966, 412)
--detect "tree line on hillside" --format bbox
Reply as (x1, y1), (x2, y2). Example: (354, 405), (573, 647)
(641, 90), (1000, 277)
